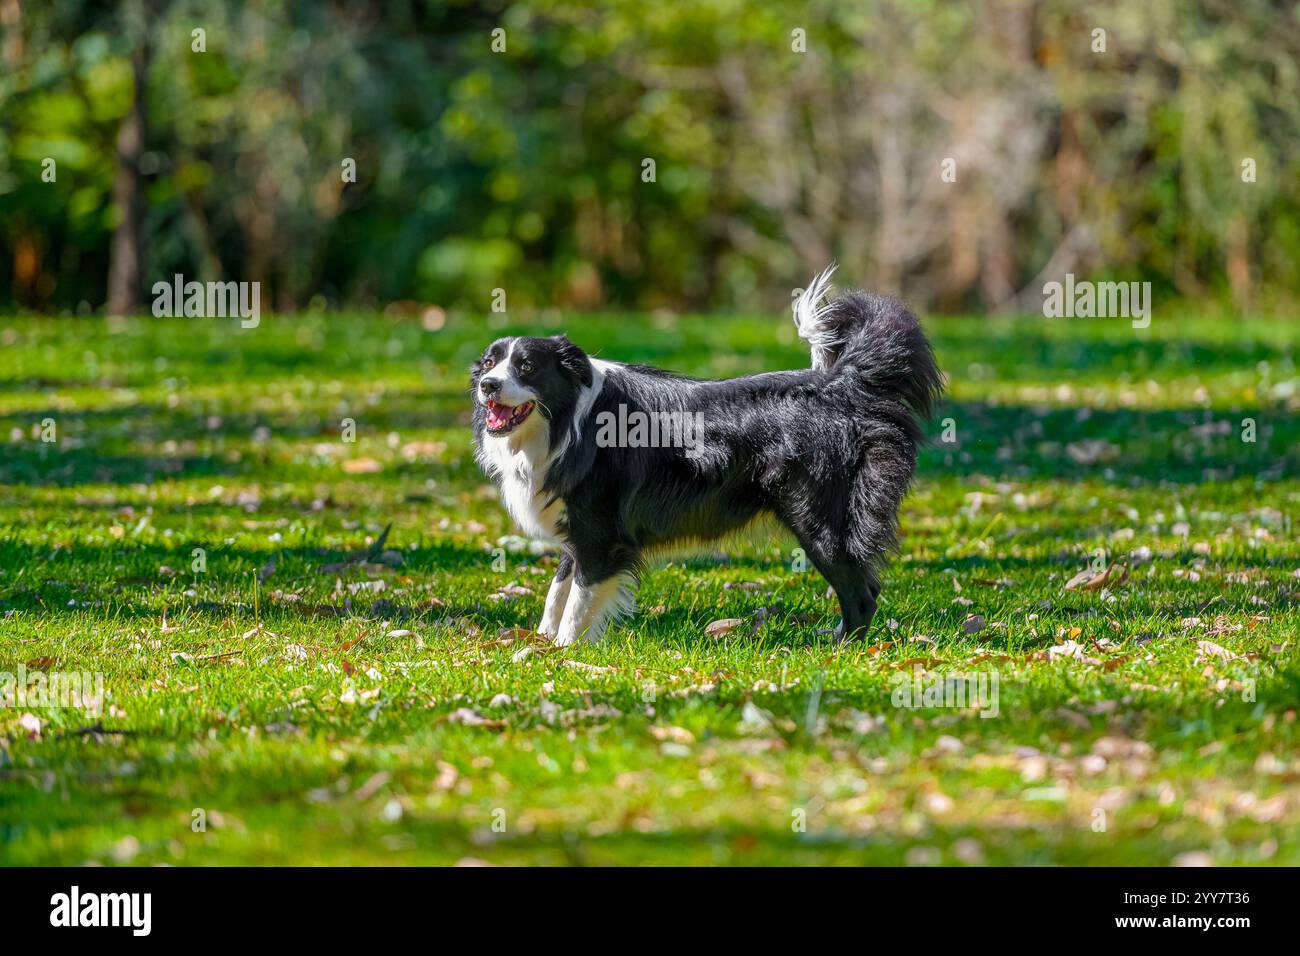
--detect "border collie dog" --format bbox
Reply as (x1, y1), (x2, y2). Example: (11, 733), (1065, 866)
(471, 266), (943, 646)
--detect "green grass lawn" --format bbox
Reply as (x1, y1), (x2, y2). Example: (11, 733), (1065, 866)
(0, 309), (1297, 866)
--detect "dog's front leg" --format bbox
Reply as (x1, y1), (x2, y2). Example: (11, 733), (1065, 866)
(537, 553), (574, 638)
(553, 572), (629, 647)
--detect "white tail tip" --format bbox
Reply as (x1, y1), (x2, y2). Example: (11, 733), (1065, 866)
(792, 263), (838, 370)
(793, 262), (837, 334)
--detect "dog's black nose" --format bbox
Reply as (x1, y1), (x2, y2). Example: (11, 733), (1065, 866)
(480, 379), (500, 398)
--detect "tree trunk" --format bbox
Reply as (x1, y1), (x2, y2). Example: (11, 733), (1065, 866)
(106, 2), (148, 316)
(1, 0), (24, 70)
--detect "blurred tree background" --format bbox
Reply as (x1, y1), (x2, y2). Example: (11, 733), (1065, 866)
(1, 0), (1297, 316)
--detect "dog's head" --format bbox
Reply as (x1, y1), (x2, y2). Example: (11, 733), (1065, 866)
(471, 335), (594, 443)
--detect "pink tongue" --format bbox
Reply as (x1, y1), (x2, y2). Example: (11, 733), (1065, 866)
(487, 404), (512, 428)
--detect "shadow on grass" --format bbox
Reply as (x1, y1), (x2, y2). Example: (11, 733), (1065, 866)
(0, 393), (473, 487)
(0, 798), (1227, 866)
(3, 531), (1291, 632)
(930, 324), (1292, 379)
(922, 400), (1298, 485)
(1, 379), (1295, 489)
(0, 537), (501, 619)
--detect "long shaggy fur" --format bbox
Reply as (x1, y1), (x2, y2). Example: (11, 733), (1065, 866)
(471, 268), (944, 644)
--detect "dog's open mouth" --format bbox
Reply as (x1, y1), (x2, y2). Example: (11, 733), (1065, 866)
(484, 400), (535, 434)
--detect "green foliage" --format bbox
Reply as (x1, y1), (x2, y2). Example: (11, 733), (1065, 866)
(1, 1), (1298, 313)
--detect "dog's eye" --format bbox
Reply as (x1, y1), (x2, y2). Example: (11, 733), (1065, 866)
(482, 358), (495, 370)
(518, 359), (533, 374)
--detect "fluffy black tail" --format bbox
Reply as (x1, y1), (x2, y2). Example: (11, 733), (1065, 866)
(791, 264), (945, 431)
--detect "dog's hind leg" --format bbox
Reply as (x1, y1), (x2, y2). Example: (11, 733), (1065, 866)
(782, 514), (882, 639)
(537, 552), (574, 637)
(829, 566), (880, 639)
(818, 556), (880, 640)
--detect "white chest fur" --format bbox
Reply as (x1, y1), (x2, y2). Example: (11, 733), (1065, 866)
(479, 426), (565, 541)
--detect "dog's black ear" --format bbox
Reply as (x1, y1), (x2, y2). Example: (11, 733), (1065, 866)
(552, 336), (592, 387)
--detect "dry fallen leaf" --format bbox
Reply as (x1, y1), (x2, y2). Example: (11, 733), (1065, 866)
(649, 725), (695, 744)
(18, 713), (44, 738)
(489, 583), (534, 602)
(446, 707), (506, 729)
(1196, 640), (1242, 663)
(563, 660), (616, 675)
(896, 656), (945, 670)
(969, 653), (1015, 664)
(1047, 640), (1102, 665)
(1065, 562), (1129, 592)
(353, 771), (391, 802)
(705, 618), (745, 639)
(511, 643), (562, 662)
